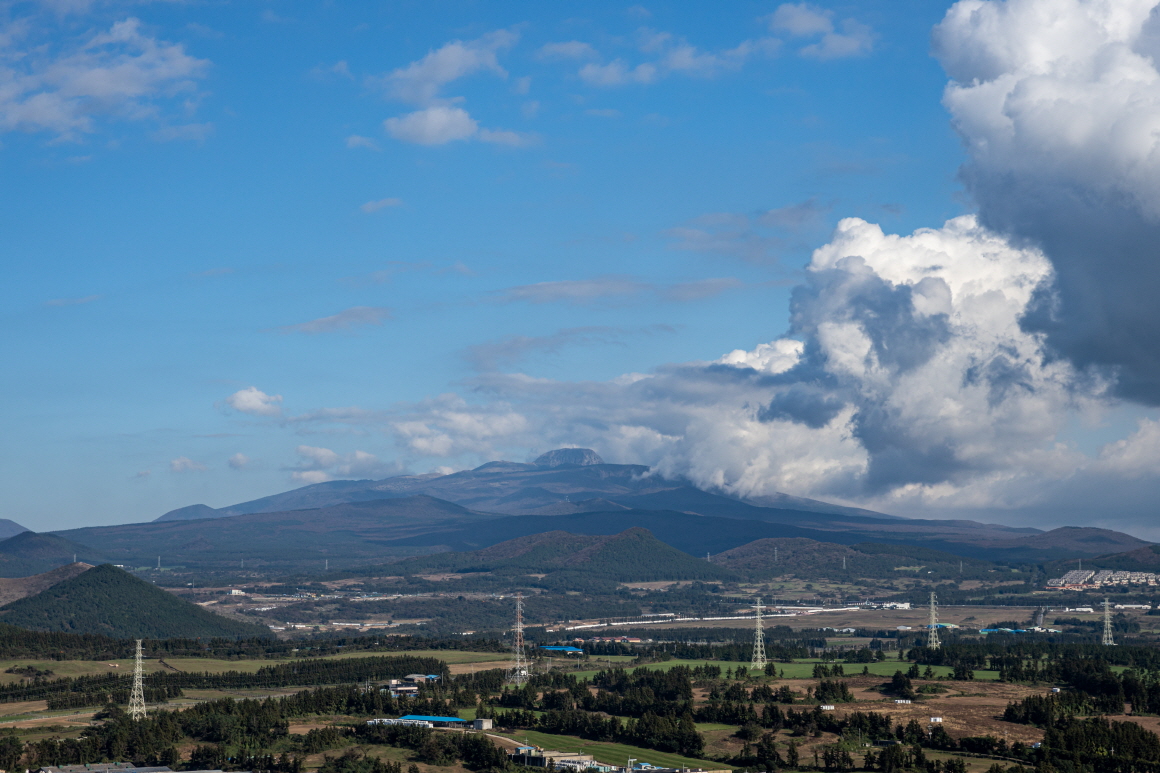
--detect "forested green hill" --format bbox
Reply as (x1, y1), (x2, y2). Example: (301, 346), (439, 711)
(0, 564), (270, 639)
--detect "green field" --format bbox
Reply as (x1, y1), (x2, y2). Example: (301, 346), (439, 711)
(492, 729), (730, 770)
(0, 647), (508, 684)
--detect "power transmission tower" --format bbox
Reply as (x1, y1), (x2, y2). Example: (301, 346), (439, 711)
(128, 639), (147, 720)
(1103, 598), (1116, 646)
(506, 593), (529, 684)
(927, 592), (940, 649)
(750, 601), (767, 671)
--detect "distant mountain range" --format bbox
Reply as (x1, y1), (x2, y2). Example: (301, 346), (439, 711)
(0, 564), (269, 639)
(0, 520), (30, 542)
(154, 448), (895, 522)
(36, 448), (1150, 571)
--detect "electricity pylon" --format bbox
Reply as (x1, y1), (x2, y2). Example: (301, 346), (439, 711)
(750, 601), (767, 671)
(1103, 598), (1117, 646)
(506, 593), (529, 684)
(128, 639), (147, 720)
(927, 592), (940, 649)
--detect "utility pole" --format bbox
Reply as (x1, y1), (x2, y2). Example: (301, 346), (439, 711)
(156, 556), (160, 570)
(774, 547), (778, 564)
(928, 592), (940, 649)
(842, 556), (847, 570)
(129, 640), (147, 720)
(750, 600), (767, 671)
(507, 593), (529, 684)
(1103, 598), (1116, 646)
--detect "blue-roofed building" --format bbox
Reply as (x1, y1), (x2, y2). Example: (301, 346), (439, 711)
(541, 646), (583, 654)
(399, 715), (465, 727)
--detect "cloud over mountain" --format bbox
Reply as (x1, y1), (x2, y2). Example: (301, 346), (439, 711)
(934, 0), (1160, 404)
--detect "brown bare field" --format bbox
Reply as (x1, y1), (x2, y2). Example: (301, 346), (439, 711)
(448, 660), (509, 674)
(585, 606), (1042, 633)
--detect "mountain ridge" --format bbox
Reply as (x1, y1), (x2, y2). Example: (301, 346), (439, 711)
(154, 448), (902, 523)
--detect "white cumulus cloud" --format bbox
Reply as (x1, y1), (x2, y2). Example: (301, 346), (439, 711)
(170, 456), (206, 473)
(225, 387), (283, 417)
(933, 0), (1160, 403)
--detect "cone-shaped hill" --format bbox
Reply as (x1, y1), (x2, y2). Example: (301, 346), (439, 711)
(396, 527), (737, 582)
(0, 564), (271, 639)
(0, 532), (106, 578)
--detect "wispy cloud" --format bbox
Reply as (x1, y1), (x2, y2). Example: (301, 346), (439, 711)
(537, 41), (600, 61)
(342, 261), (473, 286)
(574, 28), (779, 88)
(277, 306), (392, 334)
(499, 275), (649, 305)
(360, 197), (403, 213)
(45, 294), (100, 307)
(288, 444), (402, 483)
(497, 275), (743, 305)
(371, 30), (534, 147)
(152, 122), (214, 143)
(768, 3), (875, 60)
(371, 29), (517, 105)
(345, 135), (380, 151)
(666, 199), (832, 263)
(464, 325), (675, 371)
(0, 18), (210, 140)
(661, 277), (744, 302)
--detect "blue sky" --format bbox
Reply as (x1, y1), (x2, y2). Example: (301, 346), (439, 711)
(7, 0), (1160, 535)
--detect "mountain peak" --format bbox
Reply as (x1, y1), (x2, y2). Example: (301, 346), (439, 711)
(533, 448), (605, 468)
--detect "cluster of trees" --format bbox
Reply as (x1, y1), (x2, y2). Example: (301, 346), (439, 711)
(47, 684), (183, 710)
(1001, 660), (1160, 717)
(909, 642), (1160, 672)
(8, 654), (451, 708)
(8, 677), (515, 773)
(0, 626), (505, 662)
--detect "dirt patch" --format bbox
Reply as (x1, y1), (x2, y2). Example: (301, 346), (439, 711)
(448, 660), (510, 675)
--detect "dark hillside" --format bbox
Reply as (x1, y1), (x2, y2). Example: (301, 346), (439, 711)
(0, 532), (106, 578)
(56, 495), (492, 571)
(395, 528), (737, 582)
(0, 564), (270, 639)
(713, 538), (995, 580)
